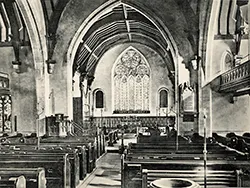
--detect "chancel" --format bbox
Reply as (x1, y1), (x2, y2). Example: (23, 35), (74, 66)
(0, 0), (250, 188)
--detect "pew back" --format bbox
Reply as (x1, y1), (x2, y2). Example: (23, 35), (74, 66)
(0, 168), (45, 188)
(141, 169), (240, 188)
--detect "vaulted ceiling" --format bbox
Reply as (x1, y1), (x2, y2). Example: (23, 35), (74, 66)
(40, 0), (201, 84)
(73, 4), (174, 81)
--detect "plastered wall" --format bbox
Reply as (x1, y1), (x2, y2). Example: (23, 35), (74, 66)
(91, 43), (174, 117)
(0, 46), (37, 133)
(204, 34), (250, 135)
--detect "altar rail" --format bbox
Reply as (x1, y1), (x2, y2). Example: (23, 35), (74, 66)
(92, 116), (174, 128)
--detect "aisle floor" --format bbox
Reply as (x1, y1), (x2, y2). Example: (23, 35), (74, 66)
(78, 134), (136, 188)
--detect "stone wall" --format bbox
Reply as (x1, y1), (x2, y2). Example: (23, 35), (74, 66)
(0, 46), (37, 133)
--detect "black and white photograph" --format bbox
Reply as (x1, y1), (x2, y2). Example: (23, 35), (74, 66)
(0, 0), (249, 187)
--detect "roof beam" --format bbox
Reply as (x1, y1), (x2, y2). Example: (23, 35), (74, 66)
(125, 20), (132, 41)
(84, 44), (92, 53)
(123, 5), (131, 41)
(84, 43), (98, 61)
(122, 4), (128, 19)
(84, 32), (172, 73)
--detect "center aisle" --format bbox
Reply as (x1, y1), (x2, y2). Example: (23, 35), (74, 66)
(78, 133), (136, 188)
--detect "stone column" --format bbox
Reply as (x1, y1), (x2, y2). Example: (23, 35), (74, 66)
(80, 74), (90, 122)
(35, 61), (50, 136)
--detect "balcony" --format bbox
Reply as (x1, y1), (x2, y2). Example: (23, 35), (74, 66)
(212, 60), (250, 93)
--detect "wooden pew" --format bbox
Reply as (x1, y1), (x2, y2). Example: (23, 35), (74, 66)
(41, 135), (105, 158)
(0, 175), (26, 188)
(126, 142), (247, 159)
(126, 143), (231, 155)
(122, 139), (249, 188)
(0, 168), (46, 188)
(0, 153), (71, 188)
(1, 135), (101, 181)
(1, 134), (105, 160)
(141, 169), (241, 188)
(1, 142), (88, 180)
(128, 142), (222, 149)
(40, 141), (96, 173)
(43, 145), (87, 180)
(137, 135), (188, 143)
(2, 136), (97, 175)
(0, 148), (79, 188)
(121, 155), (249, 188)
(125, 152), (247, 161)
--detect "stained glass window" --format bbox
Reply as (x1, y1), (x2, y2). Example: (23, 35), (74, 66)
(113, 48), (150, 114)
(0, 94), (12, 133)
(0, 73), (11, 133)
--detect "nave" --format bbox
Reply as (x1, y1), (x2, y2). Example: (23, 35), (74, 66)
(1, 123), (250, 187)
(79, 134), (136, 188)
(0, 0), (250, 187)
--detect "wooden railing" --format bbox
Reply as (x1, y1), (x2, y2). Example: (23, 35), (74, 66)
(92, 116), (174, 129)
(220, 60), (250, 92)
(70, 121), (84, 136)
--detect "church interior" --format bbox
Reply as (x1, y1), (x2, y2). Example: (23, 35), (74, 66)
(0, 0), (250, 187)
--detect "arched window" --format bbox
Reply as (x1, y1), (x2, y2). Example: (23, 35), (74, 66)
(159, 89), (168, 108)
(95, 90), (104, 108)
(223, 52), (234, 72)
(113, 47), (150, 113)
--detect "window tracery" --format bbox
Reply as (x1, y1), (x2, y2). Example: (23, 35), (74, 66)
(113, 48), (150, 114)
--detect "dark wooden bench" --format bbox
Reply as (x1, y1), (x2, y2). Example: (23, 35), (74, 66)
(125, 152), (247, 161)
(126, 145), (232, 155)
(137, 135), (188, 143)
(0, 153), (71, 188)
(40, 140), (96, 173)
(0, 175), (26, 188)
(0, 135), (103, 183)
(0, 148), (79, 188)
(121, 156), (250, 188)
(41, 135), (105, 158)
(141, 169), (241, 188)
(42, 144), (88, 179)
(122, 139), (250, 188)
(0, 168), (46, 188)
(3, 137), (97, 175)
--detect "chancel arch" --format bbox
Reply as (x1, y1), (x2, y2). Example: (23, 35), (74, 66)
(112, 47), (150, 114)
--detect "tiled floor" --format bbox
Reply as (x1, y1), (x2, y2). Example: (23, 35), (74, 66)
(78, 134), (136, 188)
